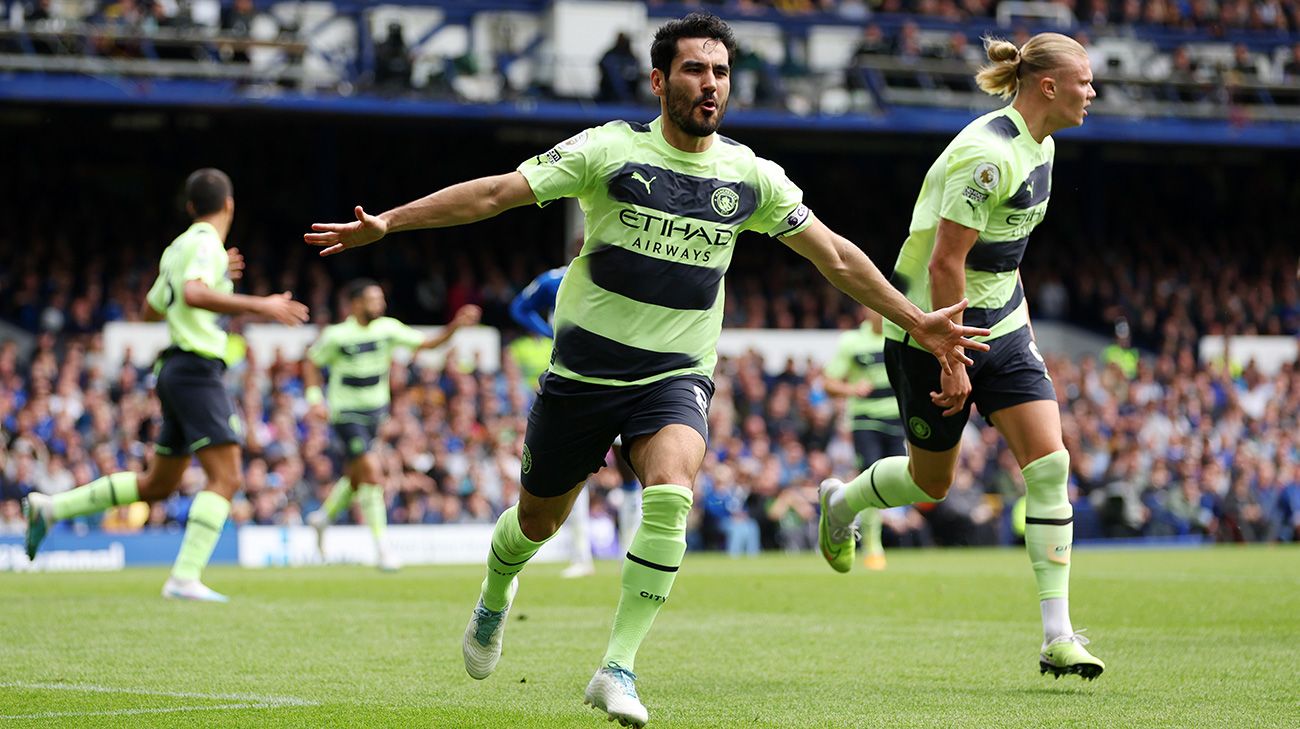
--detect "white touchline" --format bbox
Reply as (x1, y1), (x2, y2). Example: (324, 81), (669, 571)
(0, 681), (318, 719)
(2, 703), (281, 720)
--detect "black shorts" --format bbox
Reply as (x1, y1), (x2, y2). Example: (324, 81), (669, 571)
(885, 324), (1056, 452)
(521, 372), (714, 498)
(332, 409), (385, 460)
(155, 350), (242, 457)
(852, 427), (907, 470)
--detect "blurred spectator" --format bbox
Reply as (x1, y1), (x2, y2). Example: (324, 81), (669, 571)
(374, 22), (414, 93)
(1102, 319), (1140, 379)
(220, 0), (261, 63)
(1284, 43), (1300, 82)
(597, 32), (640, 103)
(929, 470), (998, 545)
(221, 0), (258, 37)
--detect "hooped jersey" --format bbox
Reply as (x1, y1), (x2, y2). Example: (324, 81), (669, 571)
(885, 105), (1054, 347)
(517, 117), (816, 387)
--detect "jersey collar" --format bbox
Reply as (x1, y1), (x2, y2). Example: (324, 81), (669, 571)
(191, 221), (219, 237)
(649, 116), (721, 162)
(1003, 106), (1040, 146)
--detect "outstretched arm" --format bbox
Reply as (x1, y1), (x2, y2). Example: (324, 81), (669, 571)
(183, 280), (309, 326)
(823, 376), (872, 399)
(781, 219), (989, 373)
(305, 172), (538, 257)
(418, 305), (482, 351)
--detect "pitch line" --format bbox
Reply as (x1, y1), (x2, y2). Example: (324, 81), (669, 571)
(0, 681), (317, 720)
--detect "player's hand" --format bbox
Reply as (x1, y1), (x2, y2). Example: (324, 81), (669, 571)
(226, 247), (245, 281)
(906, 299), (990, 375)
(305, 205), (388, 256)
(308, 403), (328, 422)
(260, 291), (310, 326)
(930, 364), (972, 417)
(450, 305), (482, 329)
(855, 381), (874, 398)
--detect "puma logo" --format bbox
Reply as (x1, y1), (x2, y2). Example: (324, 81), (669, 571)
(631, 171), (657, 194)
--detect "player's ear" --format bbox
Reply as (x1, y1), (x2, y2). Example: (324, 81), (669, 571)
(650, 67), (666, 98)
(185, 201), (196, 219)
(1040, 74), (1056, 101)
(224, 196), (235, 215)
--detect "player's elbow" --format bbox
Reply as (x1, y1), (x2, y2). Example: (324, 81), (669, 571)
(481, 174), (523, 217)
(928, 256), (964, 283)
(182, 280), (208, 307)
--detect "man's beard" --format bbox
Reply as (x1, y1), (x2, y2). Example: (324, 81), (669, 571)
(664, 79), (726, 137)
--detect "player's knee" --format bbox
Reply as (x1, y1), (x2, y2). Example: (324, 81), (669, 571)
(137, 471), (176, 503)
(638, 468), (695, 489)
(206, 474), (243, 501)
(912, 472), (953, 501)
(516, 509), (562, 542)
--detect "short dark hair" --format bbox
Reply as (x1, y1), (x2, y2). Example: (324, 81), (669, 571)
(650, 12), (737, 78)
(184, 168), (233, 218)
(346, 278), (381, 301)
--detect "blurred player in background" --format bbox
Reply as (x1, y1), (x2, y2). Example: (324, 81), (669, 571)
(306, 13), (987, 727)
(305, 280), (479, 571)
(23, 168), (309, 602)
(817, 33), (1106, 680)
(822, 306), (901, 571)
(510, 265), (594, 578)
(511, 266), (644, 578)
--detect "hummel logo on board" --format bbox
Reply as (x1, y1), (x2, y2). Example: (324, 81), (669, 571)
(631, 171), (657, 193)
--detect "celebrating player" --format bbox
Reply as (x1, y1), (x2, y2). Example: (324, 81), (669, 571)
(304, 280), (479, 571)
(816, 33), (1105, 680)
(822, 307), (902, 571)
(23, 168), (309, 602)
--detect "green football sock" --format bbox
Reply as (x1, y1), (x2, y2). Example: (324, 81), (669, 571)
(52, 472), (140, 520)
(357, 484), (387, 543)
(860, 508), (884, 555)
(481, 505), (550, 611)
(602, 484), (692, 673)
(836, 456), (941, 520)
(1022, 450), (1072, 601)
(171, 491), (231, 581)
(321, 477), (354, 521)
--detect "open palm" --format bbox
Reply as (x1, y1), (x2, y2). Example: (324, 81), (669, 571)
(908, 299), (991, 374)
(304, 206), (388, 257)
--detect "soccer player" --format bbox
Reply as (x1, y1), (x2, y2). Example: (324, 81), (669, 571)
(23, 168), (309, 601)
(822, 307), (901, 571)
(816, 33), (1106, 680)
(304, 280), (480, 571)
(306, 14), (989, 726)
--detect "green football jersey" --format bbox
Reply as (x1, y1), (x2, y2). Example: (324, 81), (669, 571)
(145, 221), (231, 360)
(518, 117), (816, 387)
(307, 316), (425, 418)
(884, 106), (1054, 348)
(825, 324), (901, 434)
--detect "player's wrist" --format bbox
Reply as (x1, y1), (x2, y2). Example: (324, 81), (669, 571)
(305, 386), (323, 406)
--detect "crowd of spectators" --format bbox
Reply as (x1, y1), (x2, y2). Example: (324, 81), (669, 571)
(668, 0), (1300, 32)
(8, 1), (1300, 104)
(3, 219), (1294, 360)
(1, 310), (1296, 552)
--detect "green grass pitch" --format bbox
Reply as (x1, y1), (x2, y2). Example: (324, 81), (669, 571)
(2, 547), (1296, 728)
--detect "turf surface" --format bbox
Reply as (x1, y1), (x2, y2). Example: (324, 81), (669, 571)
(2, 546), (1296, 728)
